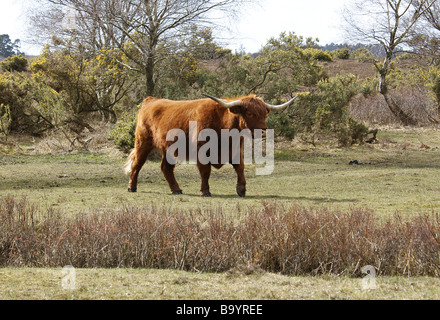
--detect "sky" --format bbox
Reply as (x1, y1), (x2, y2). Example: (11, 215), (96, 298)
(225, 0), (348, 53)
(1, 0), (348, 56)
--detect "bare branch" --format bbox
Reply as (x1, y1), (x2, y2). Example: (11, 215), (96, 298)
(342, 0), (436, 125)
(29, 0), (255, 95)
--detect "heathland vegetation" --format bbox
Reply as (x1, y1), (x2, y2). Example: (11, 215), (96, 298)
(2, 0), (440, 299)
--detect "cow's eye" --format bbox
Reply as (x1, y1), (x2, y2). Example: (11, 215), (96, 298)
(246, 111), (254, 118)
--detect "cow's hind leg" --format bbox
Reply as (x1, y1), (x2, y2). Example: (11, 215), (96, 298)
(161, 157), (183, 195)
(233, 162), (246, 197)
(197, 163), (212, 197)
(127, 138), (154, 192)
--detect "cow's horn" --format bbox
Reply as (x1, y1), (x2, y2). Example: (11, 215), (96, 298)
(202, 93), (243, 108)
(265, 95), (299, 110)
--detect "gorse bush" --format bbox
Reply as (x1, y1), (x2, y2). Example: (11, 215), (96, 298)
(2, 196), (440, 276)
(108, 108), (139, 151)
(0, 41), (137, 138)
(31, 42), (135, 124)
(331, 48), (350, 60)
(0, 103), (11, 140)
(271, 75), (368, 145)
(266, 112), (296, 140)
(352, 48), (376, 63)
(303, 48), (333, 62)
(0, 72), (49, 134)
(313, 74), (368, 145)
(0, 55), (28, 73)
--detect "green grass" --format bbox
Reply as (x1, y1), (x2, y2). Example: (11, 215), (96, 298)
(1, 129), (440, 216)
(1, 128), (440, 299)
(1, 268), (440, 300)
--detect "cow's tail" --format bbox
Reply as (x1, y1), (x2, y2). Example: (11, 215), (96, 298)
(124, 149), (136, 175)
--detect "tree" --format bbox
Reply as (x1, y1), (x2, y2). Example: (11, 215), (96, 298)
(344, 0), (437, 125)
(0, 35), (22, 58)
(30, 0), (254, 97)
(246, 32), (325, 98)
(153, 24), (231, 99)
(409, 1), (440, 66)
(31, 39), (135, 124)
(421, 0), (440, 31)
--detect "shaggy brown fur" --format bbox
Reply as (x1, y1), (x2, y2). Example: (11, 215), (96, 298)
(125, 95), (270, 197)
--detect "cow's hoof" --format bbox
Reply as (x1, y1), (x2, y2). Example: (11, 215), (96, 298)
(202, 191), (212, 198)
(236, 187), (246, 198)
(172, 190), (183, 195)
(128, 188), (137, 193)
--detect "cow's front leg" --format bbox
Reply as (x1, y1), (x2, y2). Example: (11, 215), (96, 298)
(233, 163), (246, 197)
(161, 157), (183, 195)
(197, 163), (212, 197)
(127, 138), (154, 193)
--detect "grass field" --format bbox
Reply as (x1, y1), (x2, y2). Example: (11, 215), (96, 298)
(1, 268), (440, 300)
(1, 128), (440, 299)
(2, 128), (440, 216)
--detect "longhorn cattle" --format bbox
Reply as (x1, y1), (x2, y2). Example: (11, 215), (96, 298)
(124, 93), (298, 197)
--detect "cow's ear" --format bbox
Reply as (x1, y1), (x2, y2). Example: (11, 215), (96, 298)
(229, 106), (243, 115)
(266, 107), (271, 115)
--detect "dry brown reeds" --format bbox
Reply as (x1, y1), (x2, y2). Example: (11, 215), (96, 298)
(1, 196), (439, 277)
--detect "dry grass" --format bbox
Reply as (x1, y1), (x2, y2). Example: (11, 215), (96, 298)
(27, 123), (123, 156)
(323, 58), (376, 80)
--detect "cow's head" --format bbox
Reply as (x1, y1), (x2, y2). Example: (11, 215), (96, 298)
(203, 93), (298, 134)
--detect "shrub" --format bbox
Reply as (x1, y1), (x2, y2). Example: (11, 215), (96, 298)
(0, 103), (11, 140)
(266, 112), (296, 139)
(352, 48), (376, 63)
(303, 48), (333, 62)
(274, 75), (368, 145)
(313, 75), (368, 145)
(331, 48), (350, 60)
(31, 43), (135, 124)
(2, 196), (440, 277)
(425, 66), (440, 118)
(0, 72), (40, 133)
(0, 55), (28, 73)
(108, 108), (138, 151)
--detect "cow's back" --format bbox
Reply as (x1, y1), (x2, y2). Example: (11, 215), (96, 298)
(137, 97), (221, 151)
